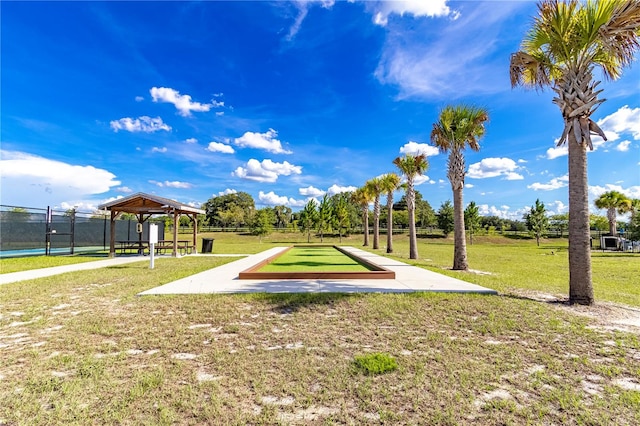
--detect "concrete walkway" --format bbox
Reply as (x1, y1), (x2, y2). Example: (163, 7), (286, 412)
(0, 256), (149, 285)
(139, 247), (497, 295)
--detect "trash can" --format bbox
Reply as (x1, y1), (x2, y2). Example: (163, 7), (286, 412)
(201, 238), (214, 253)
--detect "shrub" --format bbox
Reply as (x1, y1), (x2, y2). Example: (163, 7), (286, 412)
(353, 352), (398, 375)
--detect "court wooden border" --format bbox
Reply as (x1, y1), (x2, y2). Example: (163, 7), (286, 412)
(238, 245), (396, 280)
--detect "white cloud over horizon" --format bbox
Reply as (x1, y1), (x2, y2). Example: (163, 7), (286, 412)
(258, 190), (308, 207)
(327, 184), (357, 196)
(299, 186), (326, 197)
(467, 157), (524, 180)
(232, 159), (302, 183)
(216, 188), (237, 196)
(0, 150), (120, 208)
(110, 116), (171, 133)
(234, 129), (292, 154)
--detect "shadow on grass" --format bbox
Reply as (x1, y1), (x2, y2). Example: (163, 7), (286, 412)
(503, 234), (534, 241)
(416, 234), (446, 239)
(252, 292), (359, 314)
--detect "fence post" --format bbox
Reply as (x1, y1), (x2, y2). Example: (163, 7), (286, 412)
(70, 208), (76, 255)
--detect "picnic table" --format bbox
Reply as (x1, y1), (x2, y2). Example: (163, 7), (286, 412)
(116, 240), (194, 256)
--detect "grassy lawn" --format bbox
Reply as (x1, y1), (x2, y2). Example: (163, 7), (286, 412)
(260, 246), (370, 272)
(0, 254), (109, 274)
(1, 232), (639, 424)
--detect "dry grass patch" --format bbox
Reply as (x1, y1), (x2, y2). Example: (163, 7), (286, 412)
(1, 256), (640, 424)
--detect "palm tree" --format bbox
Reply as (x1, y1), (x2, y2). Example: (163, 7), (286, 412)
(431, 104), (489, 271)
(631, 199), (640, 220)
(365, 177), (384, 250)
(352, 187), (373, 246)
(393, 154), (428, 259)
(510, 0), (640, 305)
(594, 190), (632, 236)
(379, 173), (402, 253)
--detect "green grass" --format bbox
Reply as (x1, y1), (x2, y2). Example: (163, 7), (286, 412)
(1, 231), (639, 424)
(0, 254), (108, 274)
(259, 246), (371, 272)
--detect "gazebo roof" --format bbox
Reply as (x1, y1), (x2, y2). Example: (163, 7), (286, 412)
(98, 192), (205, 215)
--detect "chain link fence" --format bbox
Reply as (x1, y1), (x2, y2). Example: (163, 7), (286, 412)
(0, 205), (163, 257)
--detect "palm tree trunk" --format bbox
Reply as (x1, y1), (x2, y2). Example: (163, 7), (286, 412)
(387, 200), (394, 253)
(407, 185), (418, 259)
(568, 136), (594, 305)
(363, 210), (370, 246)
(452, 186), (468, 270)
(373, 198), (380, 249)
(607, 207), (617, 236)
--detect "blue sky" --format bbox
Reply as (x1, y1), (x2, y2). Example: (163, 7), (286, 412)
(2, 0), (639, 220)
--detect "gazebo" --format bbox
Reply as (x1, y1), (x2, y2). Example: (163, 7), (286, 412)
(98, 193), (205, 257)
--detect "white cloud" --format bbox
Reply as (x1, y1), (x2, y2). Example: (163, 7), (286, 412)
(115, 186), (133, 193)
(299, 186), (326, 197)
(327, 184), (357, 196)
(232, 159), (302, 183)
(517, 159), (528, 164)
(110, 116), (171, 133)
(286, 0), (335, 41)
(597, 105), (640, 141)
(465, 183), (474, 188)
(234, 128), (292, 154)
(527, 175), (568, 191)
(206, 142), (235, 154)
(467, 157), (523, 180)
(148, 180), (193, 189)
(0, 150), (120, 207)
(478, 203), (528, 221)
(150, 87), (215, 117)
(615, 140), (631, 152)
(184, 138), (198, 144)
(546, 145), (568, 159)
(258, 191), (307, 207)
(151, 147), (167, 153)
(548, 200), (568, 215)
(589, 183), (640, 200)
(399, 141), (439, 157)
(215, 111), (224, 117)
(413, 175), (433, 186)
(374, 4), (527, 99)
(371, 0), (455, 26)
(135, 96), (144, 102)
(217, 188), (237, 196)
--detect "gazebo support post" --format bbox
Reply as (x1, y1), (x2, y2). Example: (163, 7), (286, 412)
(192, 215), (198, 254)
(172, 210), (179, 257)
(109, 210), (117, 257)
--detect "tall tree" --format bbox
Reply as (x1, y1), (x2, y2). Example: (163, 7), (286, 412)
(380, 173), (401, 253)
(524, 199), (549, 246)
(331, 193), (351, 243)
(510, 0), (640, 305)
(464, 201), (481, 245)
(251, 208), (275, 243)
(393, 154), (429, 259)
(203, 191), (255, 227)
(352, 187), (373, 246)
(594, 190), (632, 236)
(365, 177), (384, 250)
(431, 104), (489, 271)
(316, 194), (333, 243)
(550, 213), (569, 237)
(299, 199), (318, 243)
(437, 201), (455, 237)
